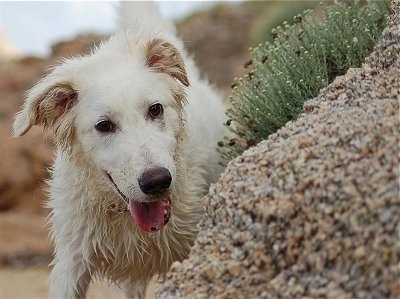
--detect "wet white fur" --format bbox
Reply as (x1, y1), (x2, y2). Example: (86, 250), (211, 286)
(13, 2), (226, 298)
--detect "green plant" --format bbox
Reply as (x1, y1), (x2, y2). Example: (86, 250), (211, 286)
(218, 0), (389, 164)
(250, 1), (318, 46)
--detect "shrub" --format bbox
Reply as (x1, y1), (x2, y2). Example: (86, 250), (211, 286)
(218, 0), (389, 164)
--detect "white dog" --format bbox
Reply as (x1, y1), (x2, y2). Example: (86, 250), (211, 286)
(13, 2), (226, 298)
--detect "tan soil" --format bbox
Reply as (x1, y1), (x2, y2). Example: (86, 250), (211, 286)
(0, 266), (150, 298)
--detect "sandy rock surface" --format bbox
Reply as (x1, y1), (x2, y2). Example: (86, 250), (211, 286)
(158, 2), (400, 298)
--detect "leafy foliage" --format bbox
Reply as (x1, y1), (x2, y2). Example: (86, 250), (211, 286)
(218, 0), (389, 164)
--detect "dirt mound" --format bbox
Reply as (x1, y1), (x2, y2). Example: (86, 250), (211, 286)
(158, 2), (399, 298)
(177, 3), (257, 92)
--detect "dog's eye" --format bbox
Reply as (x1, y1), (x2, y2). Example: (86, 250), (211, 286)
(149, 103), (163, 118)
(95, 120), (115, 133)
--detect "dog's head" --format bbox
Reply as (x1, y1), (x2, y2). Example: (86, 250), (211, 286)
(13, 36), (189, 233)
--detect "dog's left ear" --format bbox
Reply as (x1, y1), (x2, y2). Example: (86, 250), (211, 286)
(145, 38), (189, 87)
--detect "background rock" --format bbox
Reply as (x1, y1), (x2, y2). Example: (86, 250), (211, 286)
(158, 2), (399, 298)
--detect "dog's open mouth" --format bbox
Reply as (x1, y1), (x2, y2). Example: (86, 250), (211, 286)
(107, 172), (171, 232)
(130, 197), (171, 232)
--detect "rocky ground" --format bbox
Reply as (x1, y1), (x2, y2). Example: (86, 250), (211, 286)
(158, 1), (399, 298)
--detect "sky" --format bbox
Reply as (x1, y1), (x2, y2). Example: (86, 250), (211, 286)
(0, 1), (225, 57)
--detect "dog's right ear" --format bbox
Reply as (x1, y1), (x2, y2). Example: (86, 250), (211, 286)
(13, 73), (78, 137)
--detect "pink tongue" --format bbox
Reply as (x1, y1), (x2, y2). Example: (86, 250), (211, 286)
(130, 198), (171, 232)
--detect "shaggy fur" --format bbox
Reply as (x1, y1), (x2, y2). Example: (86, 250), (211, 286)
(13, 2), (226, 298)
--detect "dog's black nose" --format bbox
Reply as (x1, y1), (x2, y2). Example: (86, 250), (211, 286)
(138, 167), (172, 195)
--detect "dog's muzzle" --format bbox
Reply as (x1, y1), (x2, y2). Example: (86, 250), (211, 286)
(106, 171), (172, 233)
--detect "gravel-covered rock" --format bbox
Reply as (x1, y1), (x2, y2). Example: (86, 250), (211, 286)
(158, 1), (399, 298)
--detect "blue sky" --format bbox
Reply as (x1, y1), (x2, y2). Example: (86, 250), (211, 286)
(0, 1), (225, 57)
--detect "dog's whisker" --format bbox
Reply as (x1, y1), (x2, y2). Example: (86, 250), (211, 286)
(106, 172), (130, 205)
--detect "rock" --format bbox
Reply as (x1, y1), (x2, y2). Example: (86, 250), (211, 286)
(0, 57), (52, 212)
(50, 34), (105, 59)
(158, 1), (400, 298)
